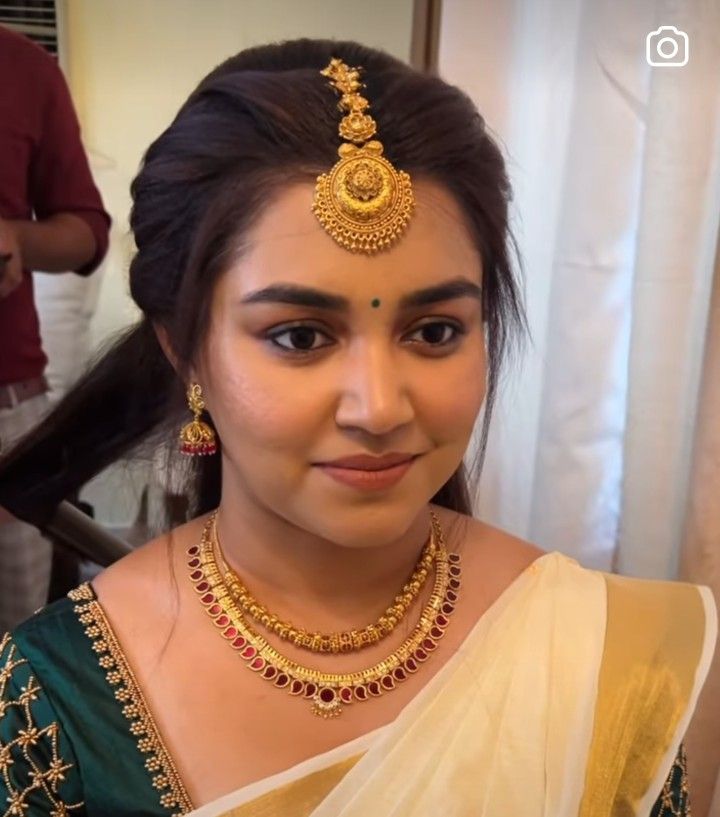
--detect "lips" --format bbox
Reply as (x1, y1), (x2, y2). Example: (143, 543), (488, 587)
(317, 453), (418, 471)
(315, 456), (419, 491)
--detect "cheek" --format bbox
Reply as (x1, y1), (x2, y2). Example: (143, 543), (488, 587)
(419, 342), (487, 441)
(209, 374), (308, 452)
(201, 332), (319, 453)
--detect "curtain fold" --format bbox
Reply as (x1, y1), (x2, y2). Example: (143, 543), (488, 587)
(614, 0), (720, 580)
(440, 0), (720, 570)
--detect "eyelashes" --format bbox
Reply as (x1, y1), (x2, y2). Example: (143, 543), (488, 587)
(264, 320), (468, 358)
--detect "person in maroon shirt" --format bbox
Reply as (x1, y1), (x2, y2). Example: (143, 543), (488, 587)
(0, 24), (110, 631)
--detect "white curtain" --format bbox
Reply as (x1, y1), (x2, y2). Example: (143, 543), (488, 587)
(441, 0), (720, 576)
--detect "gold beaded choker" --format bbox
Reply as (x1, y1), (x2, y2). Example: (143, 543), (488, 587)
(212, 516), (437, 653)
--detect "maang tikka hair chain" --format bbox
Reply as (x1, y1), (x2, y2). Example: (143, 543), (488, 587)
(312, 57), (415, 254)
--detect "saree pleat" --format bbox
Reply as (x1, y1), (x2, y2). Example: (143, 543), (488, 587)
(579, 577), (717, 816)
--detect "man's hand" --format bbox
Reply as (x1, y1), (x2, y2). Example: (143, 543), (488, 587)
(0, 217), (22, 299)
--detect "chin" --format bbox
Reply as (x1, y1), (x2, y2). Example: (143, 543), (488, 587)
(295, 498), (431, 549)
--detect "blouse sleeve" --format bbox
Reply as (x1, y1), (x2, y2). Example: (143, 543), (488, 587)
(0, 632), (85, 815)
(650, 744), (691, 816)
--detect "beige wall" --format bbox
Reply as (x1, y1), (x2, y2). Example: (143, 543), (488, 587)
(65, 0), (413, 206)
(64, 0), (414, 347)
(62, 0), (414, 527)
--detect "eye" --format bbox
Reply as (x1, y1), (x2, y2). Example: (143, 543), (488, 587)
(266, 324), (334, 355)
(405, 320), (466, 350)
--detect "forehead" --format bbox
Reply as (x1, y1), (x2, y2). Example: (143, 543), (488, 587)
(226, 179), (481, 297)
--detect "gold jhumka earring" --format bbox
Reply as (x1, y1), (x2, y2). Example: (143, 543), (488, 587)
(179, 383), (217, 456)
(312, 57), (415, 253)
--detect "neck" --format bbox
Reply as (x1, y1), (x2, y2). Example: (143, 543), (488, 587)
(213, 490), (436, 629)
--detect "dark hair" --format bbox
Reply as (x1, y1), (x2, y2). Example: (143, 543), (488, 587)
(0, 37), (527, 532)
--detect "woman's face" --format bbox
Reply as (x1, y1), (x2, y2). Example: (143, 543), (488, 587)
(199, 179), (487, 548)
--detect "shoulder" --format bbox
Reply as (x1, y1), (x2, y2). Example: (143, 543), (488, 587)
(593, 570), (717, 683)
(438, 504), (716, 650)
(0, 25), (44, 58)
(429, 504), (548, 619)
(89, 515), (210, 660)
(93, 513), (207, 610)
(10, 591), (86, 662)
(0, 24), (59, 84)
(3, 591), (103, 714)
(431, 503), (545, 575)
(602, 568), (716, 616)
(598, 568), (716, 694)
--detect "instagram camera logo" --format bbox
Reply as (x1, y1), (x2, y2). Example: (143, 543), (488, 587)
(646, 26), (689, 67)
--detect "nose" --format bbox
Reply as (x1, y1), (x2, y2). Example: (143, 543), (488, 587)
(334, 342), (415, 436)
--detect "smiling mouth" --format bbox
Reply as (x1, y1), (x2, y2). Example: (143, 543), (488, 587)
(314, 455), (421, 491)
(316, 454), (421, 471)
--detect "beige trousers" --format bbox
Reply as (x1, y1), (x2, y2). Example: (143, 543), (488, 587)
(0, 391), (52, 633)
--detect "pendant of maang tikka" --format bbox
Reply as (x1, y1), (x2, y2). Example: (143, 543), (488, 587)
(312, 57), (415, 254)
(188, 512), (461, 718)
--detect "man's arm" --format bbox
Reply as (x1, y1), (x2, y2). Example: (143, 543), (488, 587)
(7, 213), (96, 272)
(28, 43), (110, 276)
(0, 214), (96, 298)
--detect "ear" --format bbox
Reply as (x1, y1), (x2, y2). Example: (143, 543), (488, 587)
(153, 323), (181, 374)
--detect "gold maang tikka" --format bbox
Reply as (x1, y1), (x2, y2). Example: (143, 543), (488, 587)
(312, 58), (415, 254)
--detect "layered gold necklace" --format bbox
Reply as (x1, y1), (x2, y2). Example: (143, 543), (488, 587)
(188, 510), (462, 718)
(214, 519), (437, 654)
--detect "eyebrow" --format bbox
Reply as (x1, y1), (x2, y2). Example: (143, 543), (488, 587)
(239, 277), (482, 311)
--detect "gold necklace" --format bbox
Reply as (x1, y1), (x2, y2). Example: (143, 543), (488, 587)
(187, 511), (462, 718)
(212, 515), (437, 653)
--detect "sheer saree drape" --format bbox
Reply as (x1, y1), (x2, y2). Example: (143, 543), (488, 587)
(188, 553), (717, 817)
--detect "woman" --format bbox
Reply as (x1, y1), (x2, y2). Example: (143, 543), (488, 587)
(0, 39), (715, 817)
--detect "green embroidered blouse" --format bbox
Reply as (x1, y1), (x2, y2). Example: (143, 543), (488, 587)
(0, 587), (691, 816)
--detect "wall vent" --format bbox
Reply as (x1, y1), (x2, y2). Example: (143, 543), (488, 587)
(0, 0), (59, 56)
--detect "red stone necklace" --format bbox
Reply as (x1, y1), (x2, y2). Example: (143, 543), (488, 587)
(187, 511), (462, 718)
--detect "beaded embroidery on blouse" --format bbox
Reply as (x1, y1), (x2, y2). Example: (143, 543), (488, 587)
(652, 742), (691, 817)
(0, 632), (84, 817)
(68, 584), (194, 816)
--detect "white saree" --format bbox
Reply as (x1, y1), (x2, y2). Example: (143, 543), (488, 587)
(188, 552), (717, 817)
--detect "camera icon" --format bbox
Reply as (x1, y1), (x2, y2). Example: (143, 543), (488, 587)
(646, 26), (689, 67)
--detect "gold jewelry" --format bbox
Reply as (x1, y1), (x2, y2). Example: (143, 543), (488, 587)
(187, 510), (461, 719)
(312, 57), (415, 254)
(179, 383), (217, 456)
(213, 516), (437, 653)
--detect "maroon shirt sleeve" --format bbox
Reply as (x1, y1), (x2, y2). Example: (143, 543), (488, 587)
(28, 46), (111, 276)
(0, 25), (111, 384)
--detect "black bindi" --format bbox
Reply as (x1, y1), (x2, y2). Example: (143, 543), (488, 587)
(371, 298), (381, 308)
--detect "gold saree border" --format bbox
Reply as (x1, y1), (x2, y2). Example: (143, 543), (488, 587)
(578, 574), (712, 816)
(69, 583), (195, 816)
(215, 752), (364, 817)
